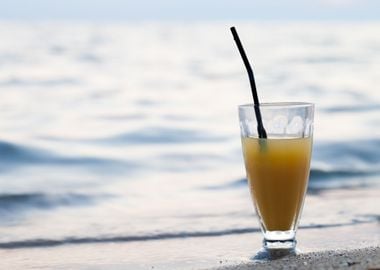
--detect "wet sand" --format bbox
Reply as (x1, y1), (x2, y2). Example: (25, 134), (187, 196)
(0, 221), (378, 270)
(211, 247), (380, 270)
(0, 187), (379, 269)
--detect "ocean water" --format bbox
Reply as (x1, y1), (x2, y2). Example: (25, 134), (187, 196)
(0, 22), (379, 251)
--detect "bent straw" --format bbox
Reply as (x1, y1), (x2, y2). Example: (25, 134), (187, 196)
(230, 26), (267, 139)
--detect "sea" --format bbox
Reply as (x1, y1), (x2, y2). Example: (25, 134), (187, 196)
(0, 21), (379, 265)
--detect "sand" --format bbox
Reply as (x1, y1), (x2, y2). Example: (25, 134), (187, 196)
(211, 247), (380, 270)
(1, 222), (378, 270)
(0, 188), (378, 269)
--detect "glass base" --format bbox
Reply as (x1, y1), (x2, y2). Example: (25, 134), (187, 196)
(252, 231), (298, 261)
(252, 245), (298, 261)
(264, 238), (297, 250)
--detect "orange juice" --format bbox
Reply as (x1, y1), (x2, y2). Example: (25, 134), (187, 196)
(242, 137), (312, 231)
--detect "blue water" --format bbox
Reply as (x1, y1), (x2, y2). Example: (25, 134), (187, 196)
(0, 22), (379, 248)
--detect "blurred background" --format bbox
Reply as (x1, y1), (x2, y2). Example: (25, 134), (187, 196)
(0, 0), (379, 263)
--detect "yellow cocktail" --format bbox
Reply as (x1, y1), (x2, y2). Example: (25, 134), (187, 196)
(239, 102), (314, 253)
(242, 137), (312, 231)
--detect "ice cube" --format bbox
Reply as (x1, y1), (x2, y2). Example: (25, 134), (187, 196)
(268, 115), (288, 134)
(286, 116), (304, 135)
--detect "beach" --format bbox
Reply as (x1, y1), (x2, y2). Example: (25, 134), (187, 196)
(1, 206), (379, 269)
(1, 186), (378, 269)
(0, 22), (379, 269)
(1, 220), (379, 270)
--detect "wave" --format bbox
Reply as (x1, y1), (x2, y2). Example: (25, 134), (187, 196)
(0, 140), (135, 171)
(0, 77), (82, 87)
(96, 126), (228, 144)
(0, 219), (376, 249)
(323, 104), (380, 113)
(39, 127), (228, 145)
(0, 140), (40, 163)
(313, 139), (380, 165)
(309, 168), (377, 180)
(0, 193), (97, 211)
(77, 52), (102, 63)
(288, 56), (363, 64)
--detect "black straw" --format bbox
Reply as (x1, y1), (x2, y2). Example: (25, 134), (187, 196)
(230, 26), (267, 139)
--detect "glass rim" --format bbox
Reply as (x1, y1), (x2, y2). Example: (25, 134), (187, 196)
(238, 102), (314, 109)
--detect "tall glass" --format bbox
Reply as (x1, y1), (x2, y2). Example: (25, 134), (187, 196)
(238, 102), (314, 257)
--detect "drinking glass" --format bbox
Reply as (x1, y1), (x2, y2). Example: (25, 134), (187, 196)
(238, 102), (314, 258)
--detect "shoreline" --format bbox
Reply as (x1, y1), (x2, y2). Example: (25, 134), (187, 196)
(0, 186), (379, 270)
(1, 222), (378, 270)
